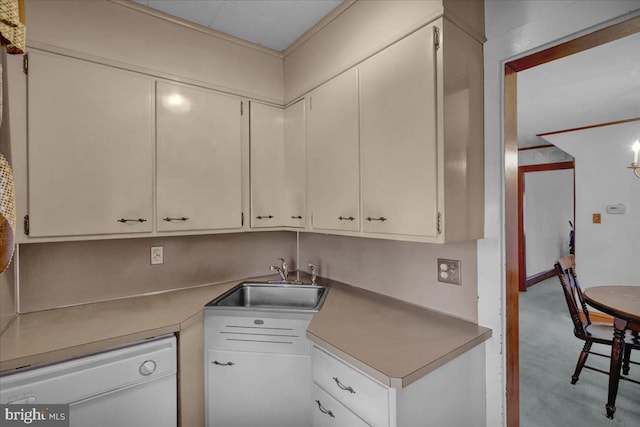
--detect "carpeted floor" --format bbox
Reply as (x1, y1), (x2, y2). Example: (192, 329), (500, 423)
(519, 278), (640, 426)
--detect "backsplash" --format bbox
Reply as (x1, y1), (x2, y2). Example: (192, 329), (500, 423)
(300, 233), (478, 322)
(13, 231), (478, 321)
(18, 232), (296, 313)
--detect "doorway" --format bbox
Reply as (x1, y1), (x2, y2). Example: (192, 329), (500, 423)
(518, 160), (574, 291)
(503, 15), (640, 427)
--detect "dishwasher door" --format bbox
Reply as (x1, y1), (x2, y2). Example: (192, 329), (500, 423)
(0, 336), (177, 427)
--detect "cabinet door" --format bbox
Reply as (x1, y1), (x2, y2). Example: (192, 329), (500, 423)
(307, 69), (360, 232)
(360, 25), (438, 237)
(283, 99), (306, 228)
(207, 350), (311, 427)
(157, 81), (242, 231)
(249, 102), (284, 228)
(27, 51), (154, 237)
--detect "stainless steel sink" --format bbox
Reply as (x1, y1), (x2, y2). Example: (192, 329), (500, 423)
(205, 281), (328, 312)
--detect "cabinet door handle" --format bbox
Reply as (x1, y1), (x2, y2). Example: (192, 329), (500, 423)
(291, 215), (303, 219)
(212, 361), (235, 366)
(117, 218), (147, 223)
(333, 377), (356, 394)
(256, 215), (274, 220)
(315, 400), (335, 418)
(338, 216), (355, 221)
(163, 216), (189, 222)
(366, 216), (387, 222)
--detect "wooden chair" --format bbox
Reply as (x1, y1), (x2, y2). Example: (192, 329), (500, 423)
(554, 255), (639, 384)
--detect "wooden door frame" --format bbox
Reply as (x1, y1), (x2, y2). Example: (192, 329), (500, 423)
(518, 161), (575, 291)
(504, 15), (640, 427)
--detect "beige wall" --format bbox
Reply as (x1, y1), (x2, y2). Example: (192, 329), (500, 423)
(300, 234), (478, 322)
(18, 232), (296, 313)
(283, 0), (484, 103)
(26, 0), (284, 103)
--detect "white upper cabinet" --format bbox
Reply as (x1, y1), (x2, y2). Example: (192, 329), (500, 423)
(27, 51), (154, 237)
(156, 81), (243, 232)
(359, 24), (438, 237)
(249, 102), (284, 228)
(249, 100), (306, 229)
(305, 18), (483, 243)
(283, 100), (306, 228)
(306, 68), (360, 232)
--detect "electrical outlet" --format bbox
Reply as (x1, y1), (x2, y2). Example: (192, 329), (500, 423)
(151, 246), (163, 265)
(437, 258), (461, 285)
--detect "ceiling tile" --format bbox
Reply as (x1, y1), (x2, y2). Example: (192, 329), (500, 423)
(228, 0), (296, 21)
(280, 0), (342, 35)
(261, 24), (306, 52)
(210, 2), (277, 46)
(139, 0), (343, 52)
(147, 0), (223, 28)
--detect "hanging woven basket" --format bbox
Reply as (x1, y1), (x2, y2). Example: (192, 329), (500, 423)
(0, 0), (25, 54)
(0, 153), (16, 272)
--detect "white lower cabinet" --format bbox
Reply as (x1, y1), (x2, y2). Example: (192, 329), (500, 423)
(205, 310), (313, 427)
(207, 349), (310, 427)
(312, 384), (370, 427)
(311, 344), (487, 427)
(312, 346), (392, 427)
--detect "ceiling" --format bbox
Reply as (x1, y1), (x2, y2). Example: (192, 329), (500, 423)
(132, 0), (343, 52)
(518, 32), (640, 148)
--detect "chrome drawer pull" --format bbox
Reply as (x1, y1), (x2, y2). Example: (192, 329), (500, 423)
(315, 400), (335, 418)
(333, 377), (356, 394)
(212, 361), (235, 366)
(366, 216), (387, 222)
(256, 215), (274, 219)
(163, 216), (189, 222)
(117, 218), (147, 223)
(338, 216), (355, 221)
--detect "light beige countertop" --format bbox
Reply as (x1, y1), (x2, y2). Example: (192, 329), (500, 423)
(308, 280), (492, 388)
(1, 276), (491, 389)
(0, 279), (240, 372)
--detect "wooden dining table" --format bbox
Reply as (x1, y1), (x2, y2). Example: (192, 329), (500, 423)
(583, 285), (640, 419)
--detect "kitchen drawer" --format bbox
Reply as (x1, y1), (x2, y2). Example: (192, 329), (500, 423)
(312, 346), (389, 426)
(312, 383), (370, 427)
(204, 310), (312, 355)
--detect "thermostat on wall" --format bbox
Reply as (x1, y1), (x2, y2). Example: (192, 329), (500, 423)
(606, 204), (626, 214)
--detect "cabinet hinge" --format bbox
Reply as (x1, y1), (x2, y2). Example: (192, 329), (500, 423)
(433, 26), (440, 51)
(23, 215), (30, 235)
(437, 212), (442, 235)
(22, 53), (28, 75)
(240, 101), (244, 116)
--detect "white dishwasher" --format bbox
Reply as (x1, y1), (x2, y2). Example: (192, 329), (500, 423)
(0, 335), (177, 427)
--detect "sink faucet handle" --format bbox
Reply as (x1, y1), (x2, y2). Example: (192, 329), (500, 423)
(308, 263), (317, 285)
(277, 257), (288, 280)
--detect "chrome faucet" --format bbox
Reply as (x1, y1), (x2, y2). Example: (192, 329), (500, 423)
(308, 263), (317, 285)
(270, 257), (288, 281)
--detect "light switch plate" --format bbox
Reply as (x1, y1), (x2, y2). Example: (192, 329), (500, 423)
(151, 246), (163, 265)
(437, 258), (461, 285)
